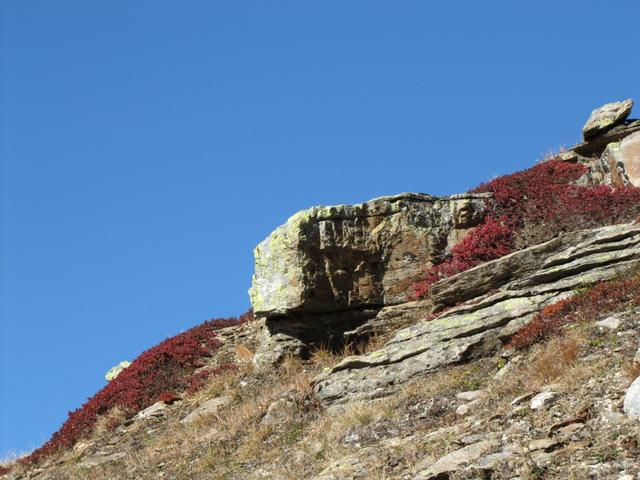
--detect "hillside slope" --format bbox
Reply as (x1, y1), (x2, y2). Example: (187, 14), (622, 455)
(4, 99), (640, 480)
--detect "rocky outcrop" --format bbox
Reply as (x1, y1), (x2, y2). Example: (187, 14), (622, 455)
(606, 131), (640, 187)
(582, 99), (633, 141)
(250, 193), (487, 365)
(314, 222), (640, 404)
(250, 100), (639, 368)
(250, 193), (487, 318)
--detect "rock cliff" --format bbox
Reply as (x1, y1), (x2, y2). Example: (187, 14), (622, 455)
(250, 192), (488, 365)
(250, 98), (640, 369)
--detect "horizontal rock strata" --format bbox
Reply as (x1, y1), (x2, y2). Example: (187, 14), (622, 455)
(314, 222), (640, 404)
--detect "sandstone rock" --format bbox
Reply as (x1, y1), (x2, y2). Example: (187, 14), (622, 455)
(314, 222), (640, 404)
(180, 396), (231, 425)
(414, 440), (497, 479)
(105, 361), (131, 381)
(250, 193), (487, 366)
(343, 300), (431, 344)
(582, 99), (633, 141)
(250, 193), (487, 319)
(606, 131), (640, 187)
(623, 376), (640, 419)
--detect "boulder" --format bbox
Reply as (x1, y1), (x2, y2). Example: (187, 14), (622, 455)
(314, 222), (640, 404)
(105, 361), (131, 382)
(250, 193), (487, 318)
(582, 99), (633, 141)
(606, 131), (640, 187)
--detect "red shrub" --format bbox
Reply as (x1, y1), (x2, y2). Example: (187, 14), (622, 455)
(0, 466), (11, 475)
(413, 216), (513, 297)
(413, 160), (640, 298)
(24, 310), (254, 465)
(508, 272), (640, 349)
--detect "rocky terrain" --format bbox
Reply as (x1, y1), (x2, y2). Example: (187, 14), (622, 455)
(4, 99), (640, 480)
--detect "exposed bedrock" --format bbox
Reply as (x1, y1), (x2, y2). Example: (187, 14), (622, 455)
(249, 193), (488, 365)
(250, 98), (640, 371)
(313, 222), (640, 404)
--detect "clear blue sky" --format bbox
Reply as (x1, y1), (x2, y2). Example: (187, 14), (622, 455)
(1, 0), (638, 457)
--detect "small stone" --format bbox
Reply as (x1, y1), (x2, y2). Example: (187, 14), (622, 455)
(456, 390), (486, 402)
(77, 452), (126, 468)
(582, 99), (633, 140)
(494, 356), (522, 380)
(136, 401), (167, 420)
(423, 425), (463, 443)
(181, 396), (231, 425)
(414, 440), (497, 479)
(528, 438), (560, 452)
(623, 376), (640, 419)
(634, 347), (640, 364)
(596, 316), (621, 330)
(456, 400), (478, 416)
(530, 391), (558, 410)
(261, 398), (297, 425)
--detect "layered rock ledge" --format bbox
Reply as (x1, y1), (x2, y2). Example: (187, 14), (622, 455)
(313, 222), (640, 404)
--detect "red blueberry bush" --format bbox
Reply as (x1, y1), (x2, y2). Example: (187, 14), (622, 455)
(24, 310), (253, 465)
(413, 160), (640, 297)
(508, 269), (640, 349)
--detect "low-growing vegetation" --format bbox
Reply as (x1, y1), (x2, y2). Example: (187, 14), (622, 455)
(413, 160), (640, 297)
(23, 310), (253, 465)
(508, 269), (640, 349)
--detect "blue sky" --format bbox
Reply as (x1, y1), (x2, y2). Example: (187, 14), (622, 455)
(1, 0), (638, 457)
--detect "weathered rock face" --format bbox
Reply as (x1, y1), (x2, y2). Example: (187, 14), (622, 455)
(606, 131), (640, 187)
(314, 222), (640, 404)
(250, 193), (487, 319)
(250, 193), (487, 365)
(582, 99), (633, 141)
